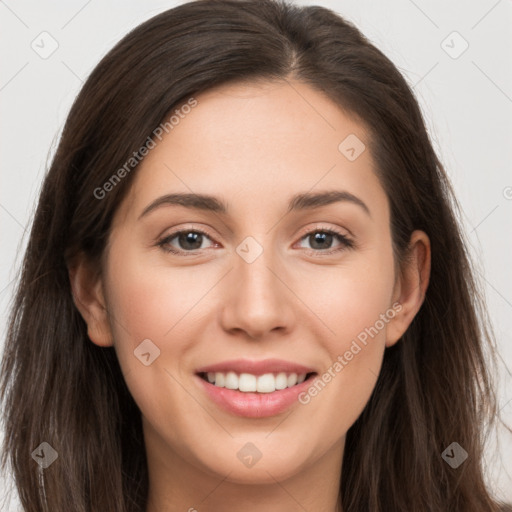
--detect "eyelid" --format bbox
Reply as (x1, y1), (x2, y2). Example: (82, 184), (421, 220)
(295, 222), (352, 241)
(157, 223), (218, 241)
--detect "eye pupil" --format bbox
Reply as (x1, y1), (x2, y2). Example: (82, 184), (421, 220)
(310, 232), (333, 250)
(179, 232), (203, 250)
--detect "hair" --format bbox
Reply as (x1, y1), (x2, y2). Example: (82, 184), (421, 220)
(0, 0), (507, 510)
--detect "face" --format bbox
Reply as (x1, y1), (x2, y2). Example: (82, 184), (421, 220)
(75, 79), (428, 487)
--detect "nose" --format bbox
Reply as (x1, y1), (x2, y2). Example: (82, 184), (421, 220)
(219, 241), (296, 340)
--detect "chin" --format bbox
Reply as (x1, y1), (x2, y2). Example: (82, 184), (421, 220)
(193, 442), (313, 484)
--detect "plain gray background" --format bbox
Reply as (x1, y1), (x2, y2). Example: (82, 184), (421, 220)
(1, 0), (511, 509)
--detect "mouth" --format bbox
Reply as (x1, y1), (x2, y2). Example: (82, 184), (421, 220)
(197, 371), (317, 393)
(194, 359), (318, 418)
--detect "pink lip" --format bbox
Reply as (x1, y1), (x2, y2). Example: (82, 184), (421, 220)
(194, 358), (317, 418)
(195, 358), (316, 376)
(195, 374), (316, 418)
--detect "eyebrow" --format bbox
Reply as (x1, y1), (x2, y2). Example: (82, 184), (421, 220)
(138, 190), (371, 219)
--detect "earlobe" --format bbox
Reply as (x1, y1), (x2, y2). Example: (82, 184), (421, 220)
(386, 230), (431, 347)
(67, 254), (114, 347)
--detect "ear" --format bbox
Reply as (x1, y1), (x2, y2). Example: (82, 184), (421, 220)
(67, 253), (114, 347)
(386, 230), (431, 347)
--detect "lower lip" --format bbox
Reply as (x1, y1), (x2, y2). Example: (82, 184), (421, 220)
(196, 374), (315, 418)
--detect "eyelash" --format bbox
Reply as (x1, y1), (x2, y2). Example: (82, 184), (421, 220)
(156, 226), (355, 256)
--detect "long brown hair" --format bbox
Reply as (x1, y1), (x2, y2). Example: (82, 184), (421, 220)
(1, 0), (506, 510)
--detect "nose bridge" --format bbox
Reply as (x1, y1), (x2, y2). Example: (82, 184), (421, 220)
(220, 233), (293, 338)
(236, 234), (277, 295)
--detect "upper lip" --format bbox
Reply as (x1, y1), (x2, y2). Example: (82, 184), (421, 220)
(195, 358), (316, 376)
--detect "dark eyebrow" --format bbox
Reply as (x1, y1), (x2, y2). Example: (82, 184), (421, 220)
(138, 193), (228, 219)
(138, 190), (370, 219)
(287, 190), (370, 216)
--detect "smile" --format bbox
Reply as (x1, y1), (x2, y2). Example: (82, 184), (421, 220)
(195, 359), (318, 418)
(198, 371), (312, 393)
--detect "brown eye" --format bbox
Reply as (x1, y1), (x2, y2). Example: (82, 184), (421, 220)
(158, 229), (216, 254)
(298, 229), (353, 253)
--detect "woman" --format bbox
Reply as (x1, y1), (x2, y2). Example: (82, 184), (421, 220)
(1, 0), (508, 510)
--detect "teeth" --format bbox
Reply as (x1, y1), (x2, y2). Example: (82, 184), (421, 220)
(215, 372), (225, 388)
(256, 373), (275, 393)
(225, 371), (238, 390)
(239, 373), (257, 392)
(203, 371), (309, 392)
(275, 372), (288, 390)
(287, 373), (298, 387)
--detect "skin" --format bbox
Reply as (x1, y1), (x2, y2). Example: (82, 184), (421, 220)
(69, 79), (431, 512)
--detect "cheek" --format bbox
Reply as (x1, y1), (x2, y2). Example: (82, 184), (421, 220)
(102, 245), (216, 434)
(302, 243), (396, 347)
(104, 244), (217, 348)
(296, 244), (395, 430)
(102, 242), (220, 407)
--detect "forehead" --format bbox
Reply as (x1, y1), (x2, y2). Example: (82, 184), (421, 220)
(165, 79), (367, 163)
(116, 79), (387, 222)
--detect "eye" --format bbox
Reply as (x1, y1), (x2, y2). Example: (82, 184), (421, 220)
(296, 227), (354, 254)
(157, 229), (217, 254)
(156, 226), (354, 256)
